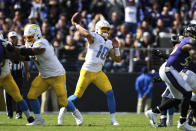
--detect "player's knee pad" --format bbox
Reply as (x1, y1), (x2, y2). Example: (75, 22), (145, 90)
(105, 90), (114, 97)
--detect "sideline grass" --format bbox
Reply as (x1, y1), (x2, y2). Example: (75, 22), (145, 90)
(0, 112), (181, 131)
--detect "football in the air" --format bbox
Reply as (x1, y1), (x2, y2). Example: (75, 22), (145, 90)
(72, 12), (82, 23)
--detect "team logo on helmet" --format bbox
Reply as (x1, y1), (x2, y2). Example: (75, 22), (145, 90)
(24, 24), (42, 46)
(95, 20), (111, 39)
(183, 24), (196, 39)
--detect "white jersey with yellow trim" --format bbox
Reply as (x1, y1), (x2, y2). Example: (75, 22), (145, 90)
(25, 38), (65, 78)
(82, 32), (113, 72)
(0, 59), (10, 78)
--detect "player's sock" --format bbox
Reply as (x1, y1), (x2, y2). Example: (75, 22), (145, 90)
(105, 90), (116, 114)
(17, 99), (28, 111)
(35, 114), (43, 120)
(168, 115), (173, 122)
(23, 110), (31, 118)
(29, 99), (41, 114)
(159, 98), (180, 112)
(67, 100), (76, 112)
(68, 95), (79, 102)
(111, 113), (116, 121)
(181, 97), (191, 118)
(17, 99), (31, 118)
(167, 107), (174, 115)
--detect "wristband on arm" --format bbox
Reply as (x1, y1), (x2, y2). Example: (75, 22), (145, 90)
(114, 48), (120, 56)
(76, 24), (80, 29)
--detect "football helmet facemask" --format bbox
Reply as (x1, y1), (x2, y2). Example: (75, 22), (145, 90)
(24, 24), (42, 46)
(95, 20), (111, 39)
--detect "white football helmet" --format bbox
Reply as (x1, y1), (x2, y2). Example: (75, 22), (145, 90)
(24, 24), (42, 45)
(95, 20), (111, 39)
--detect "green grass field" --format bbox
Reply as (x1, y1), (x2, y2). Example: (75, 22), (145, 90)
(0, 112), (182, 131)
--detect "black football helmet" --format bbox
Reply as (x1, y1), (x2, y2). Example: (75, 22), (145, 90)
(183, 24), (196, 39)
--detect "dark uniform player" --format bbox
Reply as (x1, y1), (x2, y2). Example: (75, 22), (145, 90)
(145, 25), (196, 131)
(153, 34), (196, 127)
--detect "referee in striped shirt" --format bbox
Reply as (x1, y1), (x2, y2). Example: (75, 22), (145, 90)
(4, 31), (30, 119)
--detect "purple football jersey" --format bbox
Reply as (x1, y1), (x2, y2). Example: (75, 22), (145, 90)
(166, 37), (195, 71)
(183, 62), (196, 74)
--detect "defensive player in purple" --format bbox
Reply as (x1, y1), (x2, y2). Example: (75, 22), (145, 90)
(145, 25), (196, 131)
(152, 33), (196, 128)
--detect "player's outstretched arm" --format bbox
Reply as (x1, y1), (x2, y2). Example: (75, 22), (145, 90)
(19, 47), (45, 56)
(152, 49), (169, 60)
(71, 12), (94, 44)
(182, 44), (196, 59)
(109, 38), (121, 62)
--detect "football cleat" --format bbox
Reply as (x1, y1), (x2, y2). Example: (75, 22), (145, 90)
(72, 109), (84, 126)
(177, 121), (196, 131)
(111, 119), (119, 126)
(16, 113), (22, 119)
(27, 116), (34, 123)
(158, 118), (167, 127)
(145, 109), (158, 128)
(26, 118), (45, 126)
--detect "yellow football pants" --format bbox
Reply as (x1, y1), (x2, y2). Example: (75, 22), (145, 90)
(0, 73), (22, 102)
(74, 68), (112, 98)
(27, 74), (68, 107)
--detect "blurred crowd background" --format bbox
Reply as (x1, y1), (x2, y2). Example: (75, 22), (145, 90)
(0, 0), (194, 73)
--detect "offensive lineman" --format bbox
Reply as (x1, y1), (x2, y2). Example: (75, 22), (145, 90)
(68, 12), (120, 125)
(16, 24), (83, 126)
(0, 33), (34, 124)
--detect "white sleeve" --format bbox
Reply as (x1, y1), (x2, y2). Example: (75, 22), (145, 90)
(89, 32), (97, 47)
(109, 40), (113, 49)
(90, 32), (97, 37)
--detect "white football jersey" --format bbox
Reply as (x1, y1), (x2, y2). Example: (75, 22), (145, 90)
(25, 38), (65, 78)
(0, 59), (10, 78)
(82, 32), (113, 72)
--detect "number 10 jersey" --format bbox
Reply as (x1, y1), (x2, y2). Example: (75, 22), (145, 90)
(82, 32), (113, 72)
